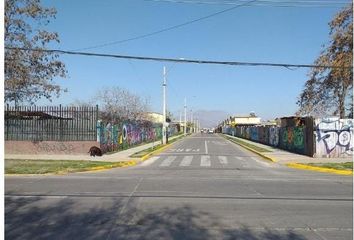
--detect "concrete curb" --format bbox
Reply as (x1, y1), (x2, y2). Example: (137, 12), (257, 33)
(140, 136), (185, 161)
(221, 135), (277, 163)
(286, 163), (353, 176)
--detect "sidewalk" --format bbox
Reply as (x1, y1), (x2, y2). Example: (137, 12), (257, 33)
(223, 134), (352, 165)
(5, 134), (183, 162)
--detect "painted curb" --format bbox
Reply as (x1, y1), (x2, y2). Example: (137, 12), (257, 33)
(286, 163), (353, 175)
(221, 135), (277, 163)
(140, 136), (185, 161)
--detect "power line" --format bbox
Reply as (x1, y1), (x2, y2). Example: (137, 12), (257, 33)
(146, 0), (350, 8)
(70, 0), (257, 51)
(6, 47), (352, 70)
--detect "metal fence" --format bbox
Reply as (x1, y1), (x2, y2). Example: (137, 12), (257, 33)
(5, 105), (99, 141)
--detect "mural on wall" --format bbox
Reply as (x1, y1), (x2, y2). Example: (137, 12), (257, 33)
(315, 118), (353, 157)
(268, 127), (279, 146)
(279, 126), (305, 154)
(97, 120), (164, 153)
(223, 123), (308, 156)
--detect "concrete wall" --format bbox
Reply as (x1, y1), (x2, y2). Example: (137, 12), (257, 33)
(314, 118), (353, 157)
(97, 121), (163, 153)
(223, 125), (312, 156)
(223, 117), (353, 158)
(5, 141), (98, 155)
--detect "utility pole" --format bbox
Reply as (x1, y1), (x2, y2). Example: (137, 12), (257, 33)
(190, 110), (193, 133)
(184, 97), (187, 136)
(179, 110), (182, 133)
(162, 66), (167, 144)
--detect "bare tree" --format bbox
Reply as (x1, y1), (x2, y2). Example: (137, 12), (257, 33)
(94, 87), (150, 122)
(5, 0), (67, 105)
(297, 4), (353, 118)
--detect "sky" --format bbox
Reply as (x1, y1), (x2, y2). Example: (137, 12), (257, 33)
(35, 0), (350, 125)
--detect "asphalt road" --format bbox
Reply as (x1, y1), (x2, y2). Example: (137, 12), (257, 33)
(5, 133), (353, 240)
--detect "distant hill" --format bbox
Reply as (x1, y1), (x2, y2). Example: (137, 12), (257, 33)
(193, 110), (230, 128)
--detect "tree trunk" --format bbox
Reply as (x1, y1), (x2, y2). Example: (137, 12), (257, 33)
(338, 89), (346, 118)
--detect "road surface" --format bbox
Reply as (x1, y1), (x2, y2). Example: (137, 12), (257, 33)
(5, 133), (353, 239)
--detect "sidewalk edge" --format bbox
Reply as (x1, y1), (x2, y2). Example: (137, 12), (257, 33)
(221, 134), (277, 163)
(286, 163), (353, 175)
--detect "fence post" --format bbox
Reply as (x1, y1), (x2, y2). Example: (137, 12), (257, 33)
(59, 104), (63, 141)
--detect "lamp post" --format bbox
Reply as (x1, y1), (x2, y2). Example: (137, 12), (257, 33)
(184, 97), (187, 136)
(162, 66), (167, 145)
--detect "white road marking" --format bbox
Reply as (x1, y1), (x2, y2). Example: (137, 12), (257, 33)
(141, 156), (160, 166)
(205, 141), (208, 154)
(200, 155), (211, 167)
(192, 149), (200, 152)
(159, 156), (177, 167)
(235, 156), (245, 161)
(251, 157), (271, 167)
(180, 156), (193, 166)
(218, 156), (228, 165)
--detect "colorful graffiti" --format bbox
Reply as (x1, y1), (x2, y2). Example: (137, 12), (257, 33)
(97, 121), (178, 153)
(223, 117), (352, 158)
(268, 127), (279, 146)
(279, 127), (305, 154)
(223, 122), (308, 156)
(315, 118), (353, 157)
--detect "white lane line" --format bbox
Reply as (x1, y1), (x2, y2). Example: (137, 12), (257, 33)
(218, 156), (228, 165)
(205, 141), (208, 154)
(200, 155), (211, 167)
(180, 156), (193, 166)
(140, 156), (160, 166)
(159, 156), (177, 167)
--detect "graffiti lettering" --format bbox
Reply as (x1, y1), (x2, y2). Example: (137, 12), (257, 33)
(35, 142), (75, 154)
(315, 118), (353, 157)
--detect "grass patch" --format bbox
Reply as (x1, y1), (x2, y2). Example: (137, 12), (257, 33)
(5, 159), (134, 174)
(104, 140), (160, 155)
(130, 134), (185, 158)
(223, 135), (272, 153)
(307, 162), (353, 171)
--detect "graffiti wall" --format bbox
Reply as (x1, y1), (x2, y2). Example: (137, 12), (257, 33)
(222, 117), (315, 156)
(97, 120), (163, 153)
(223, 117), (353, 157)
(278, 126), (306, 154)
(314, 118), (353, 157)
(269, 127), (279, 146)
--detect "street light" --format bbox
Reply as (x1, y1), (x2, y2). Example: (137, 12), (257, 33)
(162, 66), (167, 144)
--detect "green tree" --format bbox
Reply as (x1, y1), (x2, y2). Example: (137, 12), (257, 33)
(297, 4), (353, 118)
(5, 0), (67, 105)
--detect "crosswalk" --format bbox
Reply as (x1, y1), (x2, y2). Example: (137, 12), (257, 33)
(139, 155), (257, 168)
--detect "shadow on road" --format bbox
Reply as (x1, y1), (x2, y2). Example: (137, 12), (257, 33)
(5, 195), (308, 240)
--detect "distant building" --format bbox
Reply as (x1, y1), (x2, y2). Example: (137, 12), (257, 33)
(227, 114), (261, 126)
(142, 112), (164, 123)
(261, 120), (278, 126)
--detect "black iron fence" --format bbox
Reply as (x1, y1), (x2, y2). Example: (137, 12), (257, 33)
(5, 105), (99, 141)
